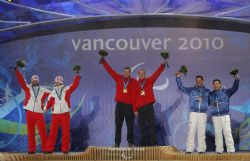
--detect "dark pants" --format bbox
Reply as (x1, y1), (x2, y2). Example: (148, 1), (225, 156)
(115, 102), (134, 145)
(138, 103), (157, 146)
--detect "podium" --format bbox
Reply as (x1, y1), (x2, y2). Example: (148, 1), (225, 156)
(1, 146), (250, 161)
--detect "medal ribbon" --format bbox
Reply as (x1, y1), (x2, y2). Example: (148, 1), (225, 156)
(139, 80), (146, 91)
(32, 86), (40, 102)
(123, 77), (130, 89)
(196, 87), (205, 102)
(55, 86), (64, 100)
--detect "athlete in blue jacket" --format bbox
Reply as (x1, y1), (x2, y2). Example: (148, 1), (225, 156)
(176, 72), (210, 154)
(209, 75), (239, 154)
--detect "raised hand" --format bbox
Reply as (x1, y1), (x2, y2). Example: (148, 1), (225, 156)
(176, 71), (181, 77)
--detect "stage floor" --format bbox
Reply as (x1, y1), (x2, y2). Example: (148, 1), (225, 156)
(1, 146), (250, 161)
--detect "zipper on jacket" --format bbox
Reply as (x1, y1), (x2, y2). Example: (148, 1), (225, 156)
(33, 101), (36, 112)
(60, 102), (62, 114)
(198, 100), (201, 112)
(216, 101), (220, 116)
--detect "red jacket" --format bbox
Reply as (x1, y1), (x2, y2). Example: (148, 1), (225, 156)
(134, 64), (165, 112)
(102, 60), (136, 105)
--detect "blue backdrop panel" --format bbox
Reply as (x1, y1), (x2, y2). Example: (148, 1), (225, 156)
(0, 26), (250, 152)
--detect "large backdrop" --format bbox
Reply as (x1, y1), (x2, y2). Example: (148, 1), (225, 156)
(0, 15), (250, 152)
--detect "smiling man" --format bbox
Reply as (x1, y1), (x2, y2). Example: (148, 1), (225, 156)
(209, 74), (240, 154)
(100, 57), (137, 148)
(176, 73), (210, 154)
(133, 61), (166, 146)
(15, 67), (50, 154)
(45, 72), (81, 154)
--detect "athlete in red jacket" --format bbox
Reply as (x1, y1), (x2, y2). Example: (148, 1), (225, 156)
(45, 74), (81, 154)
(15, 68), (50, 154)
(100, 58), (136, 147)
(134, 62), (166, 146)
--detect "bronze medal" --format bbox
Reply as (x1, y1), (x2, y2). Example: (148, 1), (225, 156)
(198, 96), (202, 102)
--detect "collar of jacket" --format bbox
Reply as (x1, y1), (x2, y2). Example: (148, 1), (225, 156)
(138, 78), (146, 82)
(193, 85), (205, 89)
(213, 88), (223, 93)
(123, 77), (131, 81)
(54, 85), (64, 89)
(30, 84), (40, 87)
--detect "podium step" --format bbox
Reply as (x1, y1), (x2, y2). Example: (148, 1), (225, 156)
(1, 146), (250, 161)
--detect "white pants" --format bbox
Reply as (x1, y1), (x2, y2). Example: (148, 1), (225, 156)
(186, 112), (207, 152)
(212, 115), (235, 153)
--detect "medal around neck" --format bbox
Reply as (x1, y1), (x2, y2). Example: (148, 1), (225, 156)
(139, 80), (146, 96)
(123, 88), (128, 93)
(212, 101), (219, 108)
(197, 96), (202, 102)
(140, 90), (146, 96)
(123, 77), (130, 94)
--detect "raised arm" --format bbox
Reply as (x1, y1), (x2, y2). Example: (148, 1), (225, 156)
(101, 59), (120, 81)
(176, 76), (191, 94)
(150, 63), (165, 84)
(226, 78), (239, 97)
(67, 74), (81, 94)
(15, 68), (29, 91)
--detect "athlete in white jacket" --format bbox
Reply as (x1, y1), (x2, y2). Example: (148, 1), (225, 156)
(45, 74), (81, 154)
(15, 68), (50, 154)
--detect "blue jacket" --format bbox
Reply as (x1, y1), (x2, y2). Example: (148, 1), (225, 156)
(209, 79), (239, 116)
(176, 77), (210, 113)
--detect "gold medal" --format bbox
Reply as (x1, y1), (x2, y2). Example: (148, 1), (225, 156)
(140, 90), (146, 96)
(139, 80), (146, 96)
(123, 88), (128, 93)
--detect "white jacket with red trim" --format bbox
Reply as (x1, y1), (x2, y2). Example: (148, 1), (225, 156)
(15, 68), (50, 113)
(46, 75), (81, 114)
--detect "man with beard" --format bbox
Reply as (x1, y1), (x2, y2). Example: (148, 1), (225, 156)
(15, 67), (50, 154)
